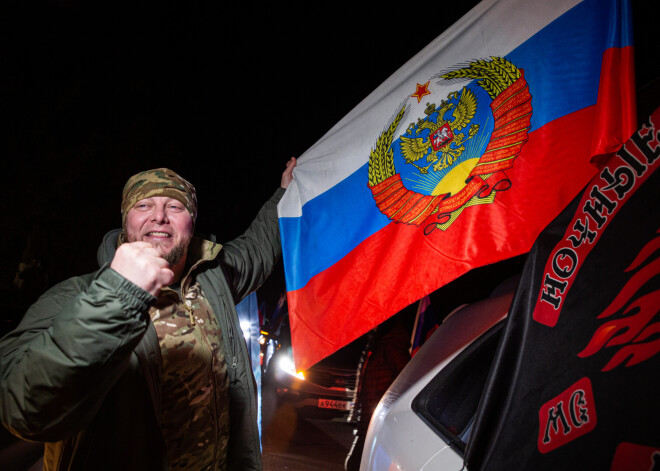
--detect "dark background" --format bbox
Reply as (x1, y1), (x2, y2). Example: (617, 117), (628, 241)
(1, 0), (658, 332)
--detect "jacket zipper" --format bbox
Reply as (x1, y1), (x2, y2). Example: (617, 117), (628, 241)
(223, 297), (238, 370)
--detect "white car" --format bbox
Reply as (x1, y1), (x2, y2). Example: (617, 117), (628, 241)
(361, 288), (515, 471)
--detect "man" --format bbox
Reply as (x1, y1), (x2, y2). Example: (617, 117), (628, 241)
(0, 159), (296, 470)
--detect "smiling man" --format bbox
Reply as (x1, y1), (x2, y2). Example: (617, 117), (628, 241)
(0, 161), (295, 471)
(124, 196), (193, 265)
(116, 168), (199, 288)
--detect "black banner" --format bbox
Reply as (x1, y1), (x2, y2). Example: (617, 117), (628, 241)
(466, 107), (660, 470)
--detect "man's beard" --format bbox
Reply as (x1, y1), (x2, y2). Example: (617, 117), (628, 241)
(124, 230), (191, 267)
(163, 243), (186, 266)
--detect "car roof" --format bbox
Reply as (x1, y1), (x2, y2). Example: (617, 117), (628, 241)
(393, 289), (513, 392)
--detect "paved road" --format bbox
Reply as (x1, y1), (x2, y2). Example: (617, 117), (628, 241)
(0, 399), (356, 471)
(262, 402), (355, 471)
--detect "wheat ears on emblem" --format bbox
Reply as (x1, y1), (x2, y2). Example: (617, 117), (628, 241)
(368, 57), (530, 229)
(439, 57), (521, 98)
(368, 57), (522, 188)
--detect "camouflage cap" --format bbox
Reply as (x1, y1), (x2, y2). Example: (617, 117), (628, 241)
(121, 168), (198, 225)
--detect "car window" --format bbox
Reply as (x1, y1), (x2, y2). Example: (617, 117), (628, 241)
(412, 322), (503, 456)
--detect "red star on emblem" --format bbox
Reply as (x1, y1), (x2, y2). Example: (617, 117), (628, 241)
(411, 81), (431, 103)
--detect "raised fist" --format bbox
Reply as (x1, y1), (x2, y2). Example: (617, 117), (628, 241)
(111, 241), (174, 296)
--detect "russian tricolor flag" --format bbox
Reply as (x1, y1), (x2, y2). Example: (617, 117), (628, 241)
(279, 0), (636, 370)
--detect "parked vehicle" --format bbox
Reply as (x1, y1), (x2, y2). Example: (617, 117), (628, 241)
(361, 288), (514, 470)
(261, 315), (366, 423)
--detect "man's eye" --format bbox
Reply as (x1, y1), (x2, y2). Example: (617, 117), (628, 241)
(169, 205), (184, 211)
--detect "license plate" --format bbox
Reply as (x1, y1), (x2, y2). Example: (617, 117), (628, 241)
(318, 399), (352, 410)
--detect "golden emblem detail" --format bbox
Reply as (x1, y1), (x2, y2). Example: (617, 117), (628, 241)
(367, 57), (532, 232)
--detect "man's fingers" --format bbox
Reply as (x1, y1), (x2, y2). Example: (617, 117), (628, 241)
(280, 157), (297, 189)
(159, 267), (175, 287)
(130, 242), (168, 262)
(111, 241), (173, 296)
(130, 241), (153, 248)
(149, 252), (170, 267)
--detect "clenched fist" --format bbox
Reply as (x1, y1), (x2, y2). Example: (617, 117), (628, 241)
(111, 241), (174, 296)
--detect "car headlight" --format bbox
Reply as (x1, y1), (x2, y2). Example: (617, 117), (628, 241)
(277, 352), (305, 380)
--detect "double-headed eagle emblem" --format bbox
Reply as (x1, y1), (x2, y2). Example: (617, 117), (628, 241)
(367, 56), (533, 232)
(399, 87), (479, 174)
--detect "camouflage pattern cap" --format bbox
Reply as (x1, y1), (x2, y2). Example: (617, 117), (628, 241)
(121, 168), (198, 225)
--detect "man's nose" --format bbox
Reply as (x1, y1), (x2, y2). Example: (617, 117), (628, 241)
(150, 205), (169, 223)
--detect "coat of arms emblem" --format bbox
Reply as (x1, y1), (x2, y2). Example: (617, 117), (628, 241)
(368, 57), (532, 233)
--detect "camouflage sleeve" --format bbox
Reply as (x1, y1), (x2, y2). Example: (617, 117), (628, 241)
(219, 187), (285, 304)
(0, 266), (155, 442)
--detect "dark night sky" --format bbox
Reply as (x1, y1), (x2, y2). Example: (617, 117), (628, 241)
(1, 0), (657, 324)
(0, 0), (482, 314)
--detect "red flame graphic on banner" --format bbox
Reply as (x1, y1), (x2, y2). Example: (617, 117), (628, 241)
(578, 229), (660, 371)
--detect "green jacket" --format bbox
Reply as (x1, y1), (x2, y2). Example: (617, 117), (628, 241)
(0, 188), (285, 470)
